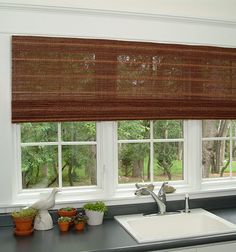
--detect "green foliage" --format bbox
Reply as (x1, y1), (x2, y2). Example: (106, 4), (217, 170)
(21, 122), (96, 188)
(12, 207), (38, 218)
(21, 123), (57, 143)
(118, 120), (150, 140)
(83, 201), (108, 213)
(153, 120), (183, 139)
(73, 212), (88, 224)
(21, 120), (184, 188)
(58, 216), (71, 223)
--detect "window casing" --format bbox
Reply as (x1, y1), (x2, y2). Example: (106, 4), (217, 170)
(12, 120), (236, 208)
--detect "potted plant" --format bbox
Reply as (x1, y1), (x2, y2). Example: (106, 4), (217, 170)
(58, 207), (77, 217)
(83, 201), (107, 226)
(57, 217), (71, 232)
(73, 212), (88, 231)
(12, 207), (37, 236)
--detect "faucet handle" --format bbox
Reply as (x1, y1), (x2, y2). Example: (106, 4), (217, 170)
(158, 182), (168, 196)
(158, 182), (168, 203)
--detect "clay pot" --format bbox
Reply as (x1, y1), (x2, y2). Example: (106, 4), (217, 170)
(58, 222), (70, 232)
(13, 217), (34, 232)
(75, 222), (85, 231)
(58, 208), (77, 218)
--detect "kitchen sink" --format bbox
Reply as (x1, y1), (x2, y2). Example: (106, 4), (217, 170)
(115, 208), (236, 243)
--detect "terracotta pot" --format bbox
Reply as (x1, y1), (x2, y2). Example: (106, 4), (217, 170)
(13, 217), (34, 231)
(75, 222), (85, 231)
(58, 222), (70, 232)
(58, 208), (77, 218)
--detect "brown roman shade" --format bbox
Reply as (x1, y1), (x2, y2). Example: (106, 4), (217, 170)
(12, 36), (236, 123)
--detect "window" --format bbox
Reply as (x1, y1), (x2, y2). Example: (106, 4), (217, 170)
(117, 120), (184, 184)
(20, 122), (97, 189)
(14, 119), (236, 205)
(202, 120), (236, 179)
(18, 120), (184, 191)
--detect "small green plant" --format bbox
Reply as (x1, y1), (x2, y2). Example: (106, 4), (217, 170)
(83, 201), (108, 213)
(73, 212), (88, 224)
(12, 207), (38, 218)
(58, 216), (71, 223)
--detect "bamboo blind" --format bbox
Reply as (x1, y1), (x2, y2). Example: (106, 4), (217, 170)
(12, 36), (236, 122)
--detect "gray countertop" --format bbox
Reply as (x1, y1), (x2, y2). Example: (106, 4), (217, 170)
(2, 208), (236, 252)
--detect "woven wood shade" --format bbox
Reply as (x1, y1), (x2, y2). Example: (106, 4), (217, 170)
(12, 36), (236, 123)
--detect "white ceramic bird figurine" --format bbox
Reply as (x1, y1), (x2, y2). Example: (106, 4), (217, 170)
(30, 188), (60, 210)
(30, 188), (60, 231)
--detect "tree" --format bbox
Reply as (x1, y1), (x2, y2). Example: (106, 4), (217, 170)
(21, 122), (96, 188)
(202, 120), (229, 178)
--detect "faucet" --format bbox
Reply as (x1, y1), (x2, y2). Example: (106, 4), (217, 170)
(184, 193), (190, 213)
(135, 182), (168, 214)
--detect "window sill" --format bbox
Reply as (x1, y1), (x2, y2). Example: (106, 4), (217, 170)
(2, 182), (236, 213)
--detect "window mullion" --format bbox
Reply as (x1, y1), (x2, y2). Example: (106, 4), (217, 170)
(230, 121), (233, 178)
(186, 120), (202, 191)
(150, 120), (154, 182)
(58, 123), (62, 188)
(100, 121), (117, 198)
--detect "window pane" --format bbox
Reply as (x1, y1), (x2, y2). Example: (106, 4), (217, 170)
(202, 140), (230, 178)
(202, 120), (230, 138)
(21, 123), (57, 142)
(232, 121), (236, 137)
(61, 122), (96, 142)
(118, 143), (150, 183)
(21, 146), (58, 189)
(232, 140), (236, 177)
(154, 142), (183, 181)
(62, 145), (97, 186)
(153, 120), (183, 139)
(118, 120), (150, 140)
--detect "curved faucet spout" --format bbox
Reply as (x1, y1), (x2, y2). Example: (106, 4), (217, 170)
(135, 183), (167, 214)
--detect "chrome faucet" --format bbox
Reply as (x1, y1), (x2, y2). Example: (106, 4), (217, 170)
(135, 182), (168, 214)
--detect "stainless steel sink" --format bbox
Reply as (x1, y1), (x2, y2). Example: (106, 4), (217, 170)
(115, 208), (236, 243)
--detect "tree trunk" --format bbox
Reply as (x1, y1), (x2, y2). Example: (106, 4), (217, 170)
(147, 156), (151, 180)
(68, 165), (74, 186)
(214, 120), (228, 173)
(90, 145), (97, 185)
(132, 160), (143, 178)
(202, 120), (217, 178)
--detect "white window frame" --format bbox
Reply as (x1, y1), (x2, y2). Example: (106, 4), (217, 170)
(7, 119), (236, 211)
(201, 120), (236, 191)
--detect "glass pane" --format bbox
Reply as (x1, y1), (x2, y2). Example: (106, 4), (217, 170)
(202, 120), (230, 138)
(118, 143), (150, 183)
(153, 120), (183, 139)
(118, 120), (150, 140)
(61, 122), (96, 142)
(21, 123), (57, 142)
(154, 142), (183, 181)
(232, 121), (236, 137)
(21, 146), (58, 189)
(202, 140), (230, 178)
(232, 140), (236, 177)
(62, 145), (97, 186)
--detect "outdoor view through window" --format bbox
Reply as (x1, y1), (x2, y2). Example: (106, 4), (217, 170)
(118, 120), (184, 183)
(20, 122), (97, 189)
(19, 120), (236, 190)
(202, 120), (236, 179)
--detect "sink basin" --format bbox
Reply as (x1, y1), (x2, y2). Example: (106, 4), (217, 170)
(115, 208), (236, 243)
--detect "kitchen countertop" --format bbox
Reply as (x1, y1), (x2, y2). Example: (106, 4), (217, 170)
(2, 208), (236, 252)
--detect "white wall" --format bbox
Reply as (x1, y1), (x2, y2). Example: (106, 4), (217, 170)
(0, 1), (236, 207)
(0, 0), (236, 22)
